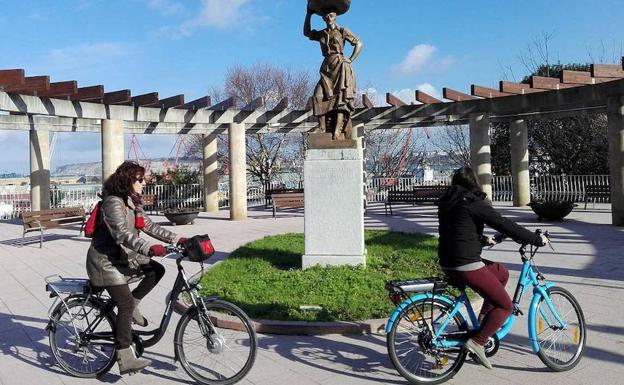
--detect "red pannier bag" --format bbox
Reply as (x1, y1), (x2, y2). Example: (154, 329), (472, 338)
(182, 234), (215, 262)
(84, 201), (102, 238)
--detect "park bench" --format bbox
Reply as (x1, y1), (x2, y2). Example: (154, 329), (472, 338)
(385, 185), (448, 215)
(21, 207), (86, 248)
(265, 188), (304, 208)
(272, 192), (304, 218)
(583, 184), (610, 209)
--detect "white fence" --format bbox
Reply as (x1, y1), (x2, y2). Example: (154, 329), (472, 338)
(0, 175), (611, 220)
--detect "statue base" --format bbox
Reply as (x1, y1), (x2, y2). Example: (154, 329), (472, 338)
(308, 133), (358, 149)
(302, 146), (365, 268)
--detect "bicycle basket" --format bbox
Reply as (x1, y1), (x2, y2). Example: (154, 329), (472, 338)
(182, 234), (215, 262)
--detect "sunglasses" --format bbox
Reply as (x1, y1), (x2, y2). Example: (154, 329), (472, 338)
(134, 177), (145, 183)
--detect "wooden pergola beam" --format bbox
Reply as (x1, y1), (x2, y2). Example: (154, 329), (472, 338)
(38, 81), (78, 98)
(70, 85), (104, 102)
(443, 87), (477, 101)
(103, 89), (131, 104)
(591, 64), (624, 78)
(561, 70), (593, 84)
(0, 69), (25, 88)
(499, 81), (544, 94)
(210, 96), (236, 111)
(415, 90), (442, 104)
(273, 97), (289, 111)
(181, 96), (211, 110)
(362, 94), (374, 108)
(471, 84), (512, 98)
(530, 76), (578, 90)
(131, 92), (159, 107)
(158, 94), (185, 109)
(386, 93), (407, 107)
(243, 96), (264, 111)
(5, 76), (50, 94)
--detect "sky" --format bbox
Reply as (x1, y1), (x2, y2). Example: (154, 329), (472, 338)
(0, 0), (622, 174)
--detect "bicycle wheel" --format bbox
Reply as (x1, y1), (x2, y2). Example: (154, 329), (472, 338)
(534, 286), (586, 371)
(175, 299), (257, 385)
(48, 297), (116, 378)
(387, 298), (468, 385)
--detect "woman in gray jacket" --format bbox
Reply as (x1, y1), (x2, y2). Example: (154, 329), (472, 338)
(86, 161), (184, 375)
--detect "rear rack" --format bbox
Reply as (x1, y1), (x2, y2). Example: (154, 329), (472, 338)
(385, 277), (448, 294)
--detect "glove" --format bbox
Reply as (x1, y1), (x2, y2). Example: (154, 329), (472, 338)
(148, 244), (167, 257)
(177, 237), (189, 246)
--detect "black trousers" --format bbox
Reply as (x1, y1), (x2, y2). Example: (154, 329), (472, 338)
(106, 260), (165, 348)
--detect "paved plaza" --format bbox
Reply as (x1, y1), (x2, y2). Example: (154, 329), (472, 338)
(0, 203), (622, 385)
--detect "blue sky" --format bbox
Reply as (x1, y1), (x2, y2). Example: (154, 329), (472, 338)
(0, 0), (622, 174)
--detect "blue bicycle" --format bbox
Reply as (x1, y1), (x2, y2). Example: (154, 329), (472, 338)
(384, 230), (586, 384)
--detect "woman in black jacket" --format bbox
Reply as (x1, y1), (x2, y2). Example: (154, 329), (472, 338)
(437, 167), (548, 369)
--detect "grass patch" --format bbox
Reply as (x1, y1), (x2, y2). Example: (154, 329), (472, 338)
(199, 230), (441, 322)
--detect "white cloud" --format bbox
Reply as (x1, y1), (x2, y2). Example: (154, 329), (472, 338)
(179, 0), (250, 35)
(416, 83), (440, 99)
(392, 44), (454, 76)
(144, 0), (184, 15)
(48, 42), (129, 70)
(361, 84), (441, 106)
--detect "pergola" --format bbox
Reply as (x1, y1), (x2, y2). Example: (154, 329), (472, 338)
(1, 61), (623, 225)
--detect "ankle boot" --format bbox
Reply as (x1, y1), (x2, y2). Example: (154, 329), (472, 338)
(116, 347), (151, 375)
(132, 298), (148, 327)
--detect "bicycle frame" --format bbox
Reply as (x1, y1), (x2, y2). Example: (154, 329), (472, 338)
(386, 247), (569, 354)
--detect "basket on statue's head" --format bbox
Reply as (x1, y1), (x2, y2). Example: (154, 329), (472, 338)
(307, 0), (351, 16)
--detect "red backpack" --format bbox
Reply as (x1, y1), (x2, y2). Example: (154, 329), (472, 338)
(84, 201), (102, 238)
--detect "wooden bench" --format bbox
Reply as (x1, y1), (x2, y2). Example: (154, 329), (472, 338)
(21, 207), (86, 248)
(583, 184), (610, 209)
(385, 185), (448, 215)
(272, 192), (304, 218)
(265, 188), (304, 208)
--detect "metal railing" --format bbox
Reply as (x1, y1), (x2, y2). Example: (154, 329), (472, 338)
(0, 175), (611, 220)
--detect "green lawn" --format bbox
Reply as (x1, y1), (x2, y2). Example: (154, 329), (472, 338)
(199, 230), (441, 321)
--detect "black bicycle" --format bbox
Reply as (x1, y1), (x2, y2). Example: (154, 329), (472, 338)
(44, 235), (257, 385)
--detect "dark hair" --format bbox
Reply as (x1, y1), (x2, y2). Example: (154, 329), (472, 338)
(103, 161), (145, 197)
(451, 166), (481, 193)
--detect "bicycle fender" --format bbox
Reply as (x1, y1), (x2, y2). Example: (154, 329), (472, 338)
(385, 293), (455, 334)
(528, 282), (555, 353)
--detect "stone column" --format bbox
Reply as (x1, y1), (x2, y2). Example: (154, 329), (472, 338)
(29, 130), (50, 211)
(202, 132), (219, 212)
(510, 119), (531, 206)
(228, 123), (247, 220)
(101, 120), (124, 182)
(607, 96), (624, 226)
(469, 113), (492, 200)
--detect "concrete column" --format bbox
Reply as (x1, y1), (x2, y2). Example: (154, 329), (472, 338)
(469, 113), (492, 200)
(101, 120), (124, 182)
(202, 132), (219, 212)
(29, 130), (50, 211)
(607, 96), (624, 226)
(228, 123), (247, 220)
(510, 119), (531, 207)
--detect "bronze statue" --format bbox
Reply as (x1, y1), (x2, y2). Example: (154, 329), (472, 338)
(304, 2), (362, 140)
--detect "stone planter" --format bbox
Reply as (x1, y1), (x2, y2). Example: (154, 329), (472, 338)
(163, 209), (199, 225)
(528, 200), (576, 221)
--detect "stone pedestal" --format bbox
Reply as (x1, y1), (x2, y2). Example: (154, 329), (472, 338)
(302, 137), (365, 268)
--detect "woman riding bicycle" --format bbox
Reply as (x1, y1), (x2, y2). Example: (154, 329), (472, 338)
(86, 161), (186, 375)
(437, 166), (548, 370)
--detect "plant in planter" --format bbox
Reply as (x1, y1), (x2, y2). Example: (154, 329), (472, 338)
(528, 199), (576, 221)
(162, 207), (200, 225)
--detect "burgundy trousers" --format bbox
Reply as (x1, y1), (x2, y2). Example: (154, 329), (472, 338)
(445, 260), (513, 345)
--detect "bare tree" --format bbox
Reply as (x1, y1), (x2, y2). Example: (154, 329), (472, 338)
(185, 64), (313, 187)
(433, 125), (470, 167)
